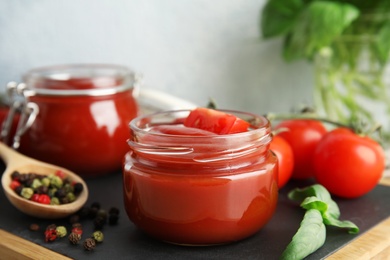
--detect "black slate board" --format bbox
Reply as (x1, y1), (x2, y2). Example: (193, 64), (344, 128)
(1, 166), (390, 260)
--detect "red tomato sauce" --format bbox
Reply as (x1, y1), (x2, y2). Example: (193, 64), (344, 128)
(123, 110), (278, 245)
(18, 66), (138, 177)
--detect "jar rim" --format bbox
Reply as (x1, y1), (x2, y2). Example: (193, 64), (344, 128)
(128, 109), (272, 161)
(129, 109), (271, 139)
(22, 64), (135, 97)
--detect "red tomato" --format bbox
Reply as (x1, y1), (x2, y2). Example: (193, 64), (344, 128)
(313, 128), (385, 198)
(270, 135), (294, 188)
(184, 108), (249, 134)
(275, 119), (327, 179)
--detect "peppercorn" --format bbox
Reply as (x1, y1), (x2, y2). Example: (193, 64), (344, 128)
(97, 209), (108, 220)
(83, 238), (96, 251)
(92, 231), (104, 243)
(73, 182), (83, 195)
(35, 185), (49, 194)
(14, 185), (24, 195)
(29, 223), (40, 231)
(50, 175), (63, 189)
(68, 232), (81, 245)
(31, 178), (42, 189)
(66, 192), (76, 203)
(55, 226), (67, 238)
(45, 229), (57, 242)
(50, 197), (60, 205)
(44, 224), (58, 242)
(11, 171), (21, 181)
(109, 213), (119, 225)
(62, 183), (73, 194)
(18, 173), (30, 184)
(63, 177), (71, 185)
(36, 174), (46, 180)
(24, 178), (35, 188)
(94, 216), (106, 230)
(46, 224), (57, 231)
(55, 188), (67, 198)
(48, 188), (57, 198)
(55, 170), (65, 179)
(60, 196), (70, 204)
(72, 227), (83, 235)
(37, 194), (51, 204)
(31, 193), (40, 203)
(10, 180), (21, 190)
(27, 173), (38, 180)
(41, 177), (50, 187)
(20, 187), (34, 199)
(72, 223), (82, 230)
(109, 207), (120, 216)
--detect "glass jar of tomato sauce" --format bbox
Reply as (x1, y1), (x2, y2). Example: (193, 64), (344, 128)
(123, 109), (278, 245)
(10, 64), (139, 177)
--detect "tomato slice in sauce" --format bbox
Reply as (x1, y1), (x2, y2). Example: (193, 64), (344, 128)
(151, 125), (217, 136)
(184, 108), (249, 134)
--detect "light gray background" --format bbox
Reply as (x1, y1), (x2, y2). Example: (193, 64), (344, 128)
(0, 0), (313, 114)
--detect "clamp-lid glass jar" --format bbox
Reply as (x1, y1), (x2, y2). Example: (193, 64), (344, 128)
(123, 109), (278, 245)
(12, 64), (139, 177)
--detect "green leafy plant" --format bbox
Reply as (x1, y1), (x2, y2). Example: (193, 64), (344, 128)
(261, 0), (390, 144)
(281, 184), (359, 260)
(261, 0), (390, 62)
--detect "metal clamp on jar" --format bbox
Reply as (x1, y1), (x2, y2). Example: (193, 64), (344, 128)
(0, 81), (39, 149)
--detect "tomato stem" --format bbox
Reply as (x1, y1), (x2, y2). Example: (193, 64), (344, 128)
(264, 111), (384, 146)
(265, 112), (384, 142)
(265, 112), (350, 129)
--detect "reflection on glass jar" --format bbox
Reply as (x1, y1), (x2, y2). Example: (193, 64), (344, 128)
(123, 110), (278, 245)
(12, 64), (139, 177)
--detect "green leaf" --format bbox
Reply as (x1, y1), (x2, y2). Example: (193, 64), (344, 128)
(375, 20), (390, 65)
(300, 196), (328, 214)
(288, 184), (340, 219)
(260, 0), (304, 38)
(283, 1), (360, 61)
(288, 184), (360, 234)
(280, 209), (326, 260)
(323, 218), (360, 234)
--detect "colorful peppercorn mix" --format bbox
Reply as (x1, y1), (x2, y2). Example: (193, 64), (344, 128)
(9, 170), (84, 205)
(32, 202), (117, 253)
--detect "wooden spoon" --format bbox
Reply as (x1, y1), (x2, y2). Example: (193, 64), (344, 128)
(0, 142), (88, 219)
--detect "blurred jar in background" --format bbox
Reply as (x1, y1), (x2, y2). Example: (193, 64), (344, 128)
(8, 64), (139, 177)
